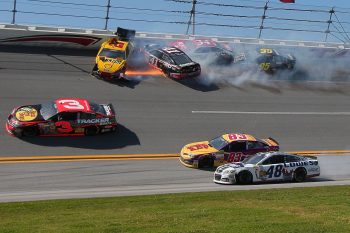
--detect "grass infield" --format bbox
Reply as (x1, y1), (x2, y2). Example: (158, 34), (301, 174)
(0, 186), (349, 233)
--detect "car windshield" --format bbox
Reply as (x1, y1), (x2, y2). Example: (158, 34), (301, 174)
(99, 49), (125, 59)
(40, 101), (58, 120)
(89, 102), (106, 115)
(242, 153), (269, 165)
(170, 53), (192, 65)
(209, 136), (229, 150)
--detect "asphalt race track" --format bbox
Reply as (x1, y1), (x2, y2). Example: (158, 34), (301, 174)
(0, 47), (349, 201)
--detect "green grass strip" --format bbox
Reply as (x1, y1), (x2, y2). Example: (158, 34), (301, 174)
(0, 186), (349, 233)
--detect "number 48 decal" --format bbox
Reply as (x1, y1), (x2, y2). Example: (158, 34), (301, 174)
(266, 165), (283, 178)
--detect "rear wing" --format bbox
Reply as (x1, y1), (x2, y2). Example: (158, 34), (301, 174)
(115, 27), (135, 41)
(302, 155), (318, 160)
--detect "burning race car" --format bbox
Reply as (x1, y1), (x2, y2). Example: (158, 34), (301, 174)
(179, 133), (279, 169)
(214, 152), (320, 185)
(256, 48), (296, 74)
(170, 39), (246, 65)
(144, 45), (201, 79)
(6, 98), (117, 137)
(91, 27), (135, 80)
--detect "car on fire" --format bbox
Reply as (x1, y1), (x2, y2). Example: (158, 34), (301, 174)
(144, 45), (201, 79)
(169, 39), (245, 65)
(91, 27), (135, 80)
(214, 152), (320, 185)
(179, 133), (279, 169)
(6, 98), (117, 137)
(256, 48), (296, 74)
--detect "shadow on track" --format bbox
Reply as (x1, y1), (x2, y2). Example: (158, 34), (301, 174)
(18, 124), (140, 150)
(172, 76), (220, 92)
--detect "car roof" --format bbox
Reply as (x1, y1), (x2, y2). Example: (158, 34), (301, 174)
(160, 47), (186, 55)
(103, 38), (129, 51)
(222, 133), (258, 142)
(55, 98), (93, 113)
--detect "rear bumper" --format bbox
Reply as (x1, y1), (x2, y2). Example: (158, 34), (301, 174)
(170, 70), (201, 79)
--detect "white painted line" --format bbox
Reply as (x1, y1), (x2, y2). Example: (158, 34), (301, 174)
(192, 111), (350, 115)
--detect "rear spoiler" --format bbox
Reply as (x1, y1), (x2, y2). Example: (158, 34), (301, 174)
(115, 27), (135, 41)
(268, 137), (279, 145)
(102, 104), (116, 116)
(301, 155), (318, 160)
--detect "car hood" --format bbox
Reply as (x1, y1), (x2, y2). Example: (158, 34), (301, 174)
(98, 57), (125, 73)
(12, 105), (45, 122)
(181, 141), (219, 157)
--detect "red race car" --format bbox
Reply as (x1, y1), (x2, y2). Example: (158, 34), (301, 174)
(6, 98), (117, 137)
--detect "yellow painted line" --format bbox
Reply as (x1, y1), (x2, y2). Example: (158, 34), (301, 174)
(0, 150), (349, 164)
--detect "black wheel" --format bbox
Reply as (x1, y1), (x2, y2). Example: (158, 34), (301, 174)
(84, 126), (99, 136)
(293, 168), (307, 182)
(22, 126), (38, 137)
(198, 156), (214, 168)
(237, 170), (253, 185)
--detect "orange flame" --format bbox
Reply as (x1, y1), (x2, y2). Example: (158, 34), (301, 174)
(126, 69), (164, 76)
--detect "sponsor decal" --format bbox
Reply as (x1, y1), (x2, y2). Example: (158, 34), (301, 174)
(103, 105), (112, 115)
(187, 144), (209, 151)
(0, 35), (101, 46)
(75, 128), (85, 133)
(78, 118), (109, 124)
(284, 161), (309, 167)
(103, 58), (123, 64)
(15, 107), (38, 121)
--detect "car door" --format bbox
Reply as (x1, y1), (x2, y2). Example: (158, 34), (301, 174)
(257, 155), (286, 181)
(54, 111), (78, 134)
(149, 50), (162, 67)
(246, 141), (270, 155)
(223, 141), (247, 163)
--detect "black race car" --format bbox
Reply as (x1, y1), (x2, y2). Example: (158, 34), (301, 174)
(6, 98), (117, 137)
(144, 46), (201, 79)
(256, 48), (296, 74)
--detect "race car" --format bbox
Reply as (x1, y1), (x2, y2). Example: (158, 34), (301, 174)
(214, 152), (320, 185)
(144, 45), (201, 79)
(170, 39), (245, 65)
(256, 48), (296, 74)
(91, 27), (135, 80)
(5, 98), (117, 137)
(179, 133), (279, 169)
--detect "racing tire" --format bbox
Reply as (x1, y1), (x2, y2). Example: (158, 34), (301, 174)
(293, 168), (307, 182)
(84, 126), (99, 136)
(198, 156), (214, 168)
(237, 171), (253, 185)
(22, 126), (39, 137)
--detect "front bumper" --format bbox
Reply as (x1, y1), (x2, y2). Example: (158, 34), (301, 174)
(5, 122), (21, 137)
(179, 156), (198, 168)
(213, 172), (236, 184)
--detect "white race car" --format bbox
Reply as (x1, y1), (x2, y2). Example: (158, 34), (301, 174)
(214, 152), (320, 185)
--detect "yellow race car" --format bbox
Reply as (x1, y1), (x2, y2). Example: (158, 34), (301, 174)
(92, 27), (135, 80)
(179, 133), (279, 169)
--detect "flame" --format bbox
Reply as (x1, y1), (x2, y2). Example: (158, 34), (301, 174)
(126, 69), (164, 76)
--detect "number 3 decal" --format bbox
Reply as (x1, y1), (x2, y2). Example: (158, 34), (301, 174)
(55, 121), (73, 133)
(58, 99), (85, 110)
